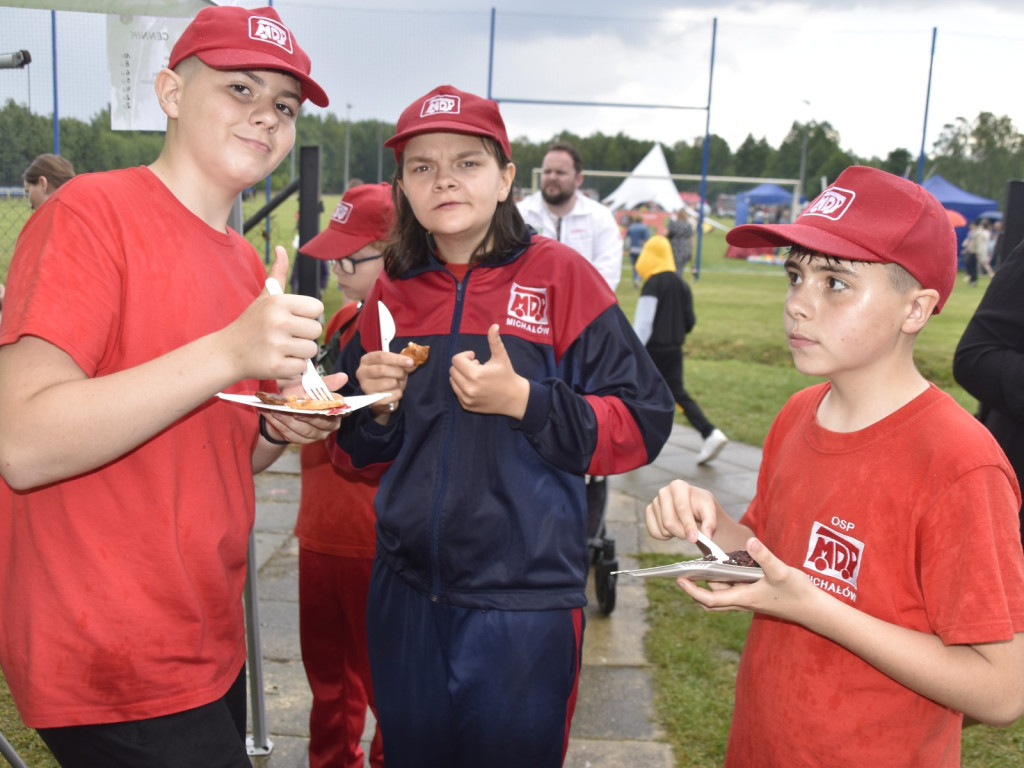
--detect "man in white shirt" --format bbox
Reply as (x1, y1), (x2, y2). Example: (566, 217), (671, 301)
(518, 142), (623, 291)
(518, 142), (626, 559)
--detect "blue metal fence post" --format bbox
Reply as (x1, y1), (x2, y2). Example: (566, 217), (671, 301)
(50, 10), (58, 154)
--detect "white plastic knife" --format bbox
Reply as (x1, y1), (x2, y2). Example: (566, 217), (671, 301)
(378, 301), (396, 352)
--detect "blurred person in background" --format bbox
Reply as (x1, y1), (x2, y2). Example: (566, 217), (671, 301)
(22, 153), (76, 211)
(517, 141), (623, 291)
(624, 214), (650, 288)
(666, 208), (695, 278)
(518, 141), (626, 544)
(633, 231), (728, 465)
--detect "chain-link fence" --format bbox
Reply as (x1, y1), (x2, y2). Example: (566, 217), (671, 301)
(0, 3), (720, 283)
(5, 3), (1021, 283)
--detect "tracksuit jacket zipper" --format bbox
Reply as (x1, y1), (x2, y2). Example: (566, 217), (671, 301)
(429, 271), (470, 601)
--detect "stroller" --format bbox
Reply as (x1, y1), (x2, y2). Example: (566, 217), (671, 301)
(586, 476), (618, 614)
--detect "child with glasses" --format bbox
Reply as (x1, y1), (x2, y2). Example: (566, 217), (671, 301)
(293, 181), (393, 768)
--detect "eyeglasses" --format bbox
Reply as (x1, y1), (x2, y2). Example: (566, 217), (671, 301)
(332, 254), (383, 274)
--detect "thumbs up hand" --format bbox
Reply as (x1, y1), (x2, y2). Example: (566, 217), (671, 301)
(449, 324), (530, 418)
(223, 246), (325, 382)
(265, 245), (291, 291)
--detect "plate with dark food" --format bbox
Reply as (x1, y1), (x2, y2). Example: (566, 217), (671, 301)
(216, 391), (388, 415)
(614, 550), (763, 583)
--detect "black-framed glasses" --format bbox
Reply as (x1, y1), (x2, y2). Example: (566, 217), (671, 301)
(333, 254), (383, 274)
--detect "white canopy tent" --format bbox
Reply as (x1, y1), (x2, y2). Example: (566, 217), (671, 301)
(602, 142), (683, 213)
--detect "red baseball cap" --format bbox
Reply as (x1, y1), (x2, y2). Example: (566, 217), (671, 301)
(384, 84), (511, 162)
(300, 183), (395, 260)
(727, 166), (957, 311)
(169, 5), (328, 108)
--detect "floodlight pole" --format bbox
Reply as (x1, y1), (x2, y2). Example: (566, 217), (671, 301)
(916, 27), (937, 184)
(694, 17), (717, 281)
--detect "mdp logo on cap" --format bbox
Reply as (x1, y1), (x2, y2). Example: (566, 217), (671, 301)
(803, 186), (856, 221)
(330, 200), (353, 225)
(249, 15), (293, 54)
(421, 94), (461, 118)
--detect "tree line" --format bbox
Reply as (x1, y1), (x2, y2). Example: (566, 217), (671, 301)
(1, 98), (1021, 208)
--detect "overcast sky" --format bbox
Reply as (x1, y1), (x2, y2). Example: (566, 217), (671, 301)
(2, 0), (1023, 164)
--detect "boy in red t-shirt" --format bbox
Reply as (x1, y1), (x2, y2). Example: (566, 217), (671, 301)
(0, 7), (339, 767)
(645, 166), (1024, 767)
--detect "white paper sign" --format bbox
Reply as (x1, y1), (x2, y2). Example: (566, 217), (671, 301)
(107, 14), (188, 132)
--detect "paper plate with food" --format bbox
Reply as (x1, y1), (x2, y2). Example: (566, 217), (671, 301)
(216, 391), (389, 415)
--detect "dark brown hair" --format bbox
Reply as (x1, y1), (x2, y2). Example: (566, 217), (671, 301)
(547, 141), (583, 174)
(23, 153), (75, 189)
(786, 246), (921, 294)
(383, 136), (530, 279)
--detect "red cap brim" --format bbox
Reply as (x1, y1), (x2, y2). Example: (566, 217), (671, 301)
(197, 49), (329, 107)
(727, 222), (882, 264)
(300, 227), (375, 260)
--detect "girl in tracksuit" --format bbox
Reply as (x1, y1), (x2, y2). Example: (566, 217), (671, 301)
(329, 84), (674, 768)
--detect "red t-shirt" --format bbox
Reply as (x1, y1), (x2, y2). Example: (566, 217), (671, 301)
(728, 383), (1024, 767)
(295, 302), (377, 558)
(0, 167), (270, 727)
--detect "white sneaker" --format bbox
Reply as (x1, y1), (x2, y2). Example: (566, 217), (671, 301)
(696, 429), (728, 465)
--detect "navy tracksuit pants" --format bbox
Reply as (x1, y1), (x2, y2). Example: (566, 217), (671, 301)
(366, 559), (584, 767)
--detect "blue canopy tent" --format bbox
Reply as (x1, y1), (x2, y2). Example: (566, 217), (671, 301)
(735, 183), (795, 225)
(922, 175), (998, 227)
(921, 176), (999, 266)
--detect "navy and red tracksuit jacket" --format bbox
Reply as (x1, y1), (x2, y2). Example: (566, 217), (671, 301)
(330, 235), (674, 611)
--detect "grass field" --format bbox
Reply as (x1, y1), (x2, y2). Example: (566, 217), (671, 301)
(1, 194), (1018, 766)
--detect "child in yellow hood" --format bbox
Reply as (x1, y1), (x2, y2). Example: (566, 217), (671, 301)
(634, 232), (728, 465)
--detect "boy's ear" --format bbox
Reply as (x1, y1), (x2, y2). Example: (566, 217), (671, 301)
(154, 67), (183, 119)
(902, 288), (940, 333)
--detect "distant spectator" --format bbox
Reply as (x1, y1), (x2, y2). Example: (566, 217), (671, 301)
(990, 220), (1003, 269)
(633, 232), (728, 465)
(517, 140), (627, 546)
(624, 215), (650, 288)
(962, 221), (991, 285)
(666, 209), (695, 278)
(977, 220), (996, 278)
(22, 153), (75, 210)
(517, 141), (623, 291)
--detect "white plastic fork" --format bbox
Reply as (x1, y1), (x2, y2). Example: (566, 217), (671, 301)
(265, 278), (334, 401)
(695, 531), (730, 562)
